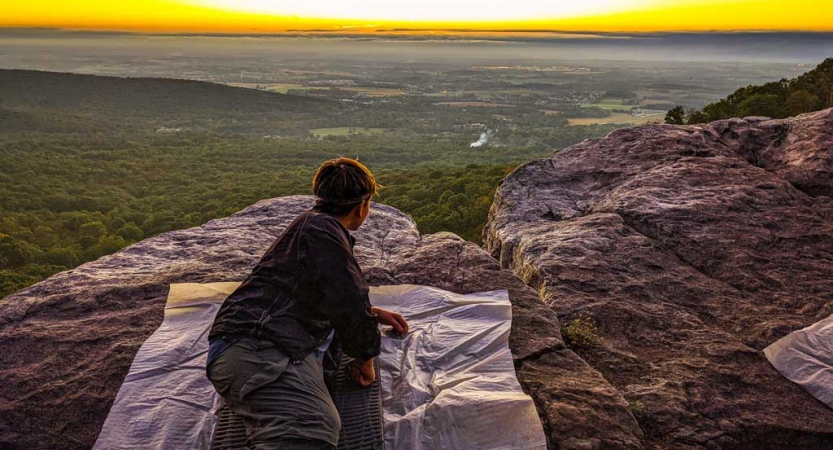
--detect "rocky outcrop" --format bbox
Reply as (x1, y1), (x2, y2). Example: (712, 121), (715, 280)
(6, 108), (833, 450)
(485, 108), (833, 449)
(0, 196), (642, 450)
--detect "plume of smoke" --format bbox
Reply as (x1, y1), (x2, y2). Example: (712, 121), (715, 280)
(469, 129), (494, 148)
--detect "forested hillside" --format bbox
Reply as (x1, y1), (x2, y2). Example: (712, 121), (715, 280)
(0, 70), (333, 135)
(669, 58), (833, 124)
(0, 70), (619, 297)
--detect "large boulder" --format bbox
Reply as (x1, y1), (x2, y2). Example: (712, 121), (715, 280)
(0, 196), (643, 450)
(485, 108), (833, 449)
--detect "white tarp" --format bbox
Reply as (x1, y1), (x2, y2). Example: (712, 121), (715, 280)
(94, 282), (547, 450)
(764, 314), (833, 410)
(94, 282), (240, 449)
(371, 285), (547, 450)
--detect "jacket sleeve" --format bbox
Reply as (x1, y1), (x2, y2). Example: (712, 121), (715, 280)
(299, 221), (380, 361)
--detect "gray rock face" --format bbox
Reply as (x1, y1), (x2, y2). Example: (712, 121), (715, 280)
(0, 196), (641, 450)
(485, 108), (833, 449)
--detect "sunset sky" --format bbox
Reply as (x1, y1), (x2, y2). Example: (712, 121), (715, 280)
(3, 0), (833, 33)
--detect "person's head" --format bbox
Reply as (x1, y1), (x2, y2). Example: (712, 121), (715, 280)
(312, 157), (379, 230)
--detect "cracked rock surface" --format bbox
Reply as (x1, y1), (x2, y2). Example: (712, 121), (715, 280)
(0, 195), (642, 450)
(484, 108), (833, 449)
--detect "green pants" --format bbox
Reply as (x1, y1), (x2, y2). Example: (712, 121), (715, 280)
(207, 337), (340, 450)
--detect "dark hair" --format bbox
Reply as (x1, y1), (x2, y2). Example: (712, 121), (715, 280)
(312, 157), (379, 216)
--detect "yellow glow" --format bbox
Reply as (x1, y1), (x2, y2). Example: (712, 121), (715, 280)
(188, 0), (653, 22)
(2, 0), (832, 33)
(548, 0), (833, 32)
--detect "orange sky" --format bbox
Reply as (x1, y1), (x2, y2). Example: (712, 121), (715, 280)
(3, 0), (833, 33)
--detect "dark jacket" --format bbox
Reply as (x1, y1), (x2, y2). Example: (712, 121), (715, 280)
(208, 206), (381, 362)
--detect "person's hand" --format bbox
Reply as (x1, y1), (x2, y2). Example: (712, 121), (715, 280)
(347, 358), (376, 387)
(371, 307), (409, 335)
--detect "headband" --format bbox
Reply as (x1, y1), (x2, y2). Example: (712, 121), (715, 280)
(316, 192), (372, 205)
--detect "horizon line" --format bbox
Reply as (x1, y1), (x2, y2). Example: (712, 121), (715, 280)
(4, 26), (833, 37)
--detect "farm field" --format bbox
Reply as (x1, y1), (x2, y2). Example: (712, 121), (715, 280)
(227, 83), (402, 97)
(581, 98), (632, 110)
(435, 102), (515, 107)
(568, 113), (663, 126)
(348, 87), (403, 96)
(227, 82), (304, 93)
(311, 127), (389, 137)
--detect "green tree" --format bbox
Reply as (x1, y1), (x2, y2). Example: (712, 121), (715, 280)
(44, 247), (80, 267)
(786, 90), (822, 115)
(117, 223), (144, 241)
(738, 94), (783, 118)
(0, 270), (39, 298)
(702, 99), (734, 122)
(79, 221), (107, 239)
(93, 235), (128, 256)
(33, 225), (57, 248)
(79, 235), (98, 249)
(664, 106), (686, 125)
(108, 216), (127, 232)
(686, 109), (710, 125)
(0, 233), (39, 269)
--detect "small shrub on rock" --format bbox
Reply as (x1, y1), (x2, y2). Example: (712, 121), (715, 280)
(562, 312), (599, 353)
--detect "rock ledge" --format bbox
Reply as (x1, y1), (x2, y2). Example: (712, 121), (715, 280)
(0, 196), (641, 450)
(485, 109), (833, 449)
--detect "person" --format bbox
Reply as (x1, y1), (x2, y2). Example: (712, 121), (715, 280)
(205, 157), (408, 450)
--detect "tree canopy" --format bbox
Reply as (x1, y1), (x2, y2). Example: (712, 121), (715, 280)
(0, 70), (623, 297)
(672, 58), (833, 124)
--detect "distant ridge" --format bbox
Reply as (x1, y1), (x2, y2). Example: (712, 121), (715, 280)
(0, 69), (333, 134)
